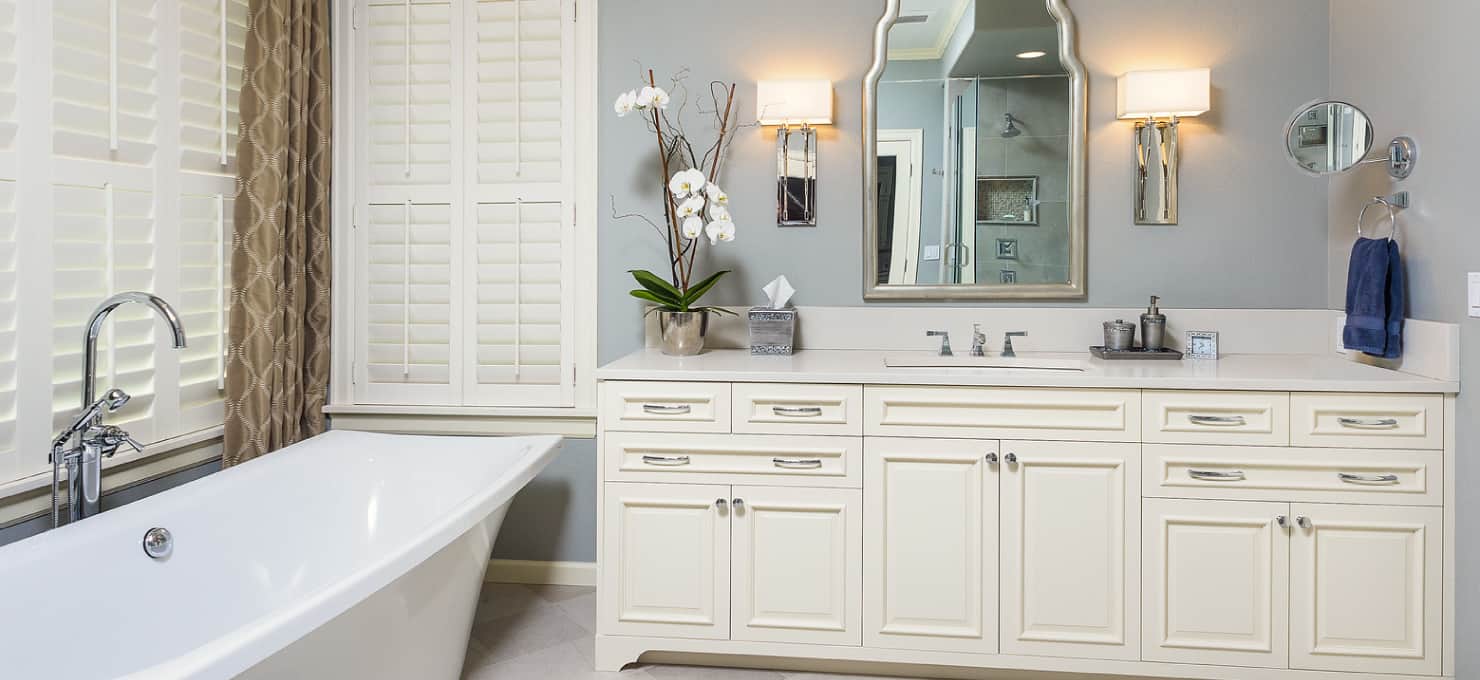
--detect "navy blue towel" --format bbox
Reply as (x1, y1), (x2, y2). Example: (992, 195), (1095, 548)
(1343, 237), (1405, 359)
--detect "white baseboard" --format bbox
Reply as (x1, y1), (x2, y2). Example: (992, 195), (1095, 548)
(486, 559), (597, 587)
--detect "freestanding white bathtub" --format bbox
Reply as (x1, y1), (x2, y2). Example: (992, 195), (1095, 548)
(0, 430), (562, 680)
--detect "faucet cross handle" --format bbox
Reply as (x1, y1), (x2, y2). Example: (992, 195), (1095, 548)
(925, 330), (953, 356)
(1002, 331), (1028, 358)
(89, 425), (143, 457)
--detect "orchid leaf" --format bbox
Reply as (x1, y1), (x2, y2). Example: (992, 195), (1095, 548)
(629, 289), (682, 311)
(681, 270), (731, 307)
(628, 270), (684, 306)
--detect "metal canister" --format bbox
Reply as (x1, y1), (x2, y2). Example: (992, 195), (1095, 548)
(1103, 319), (1136, 351)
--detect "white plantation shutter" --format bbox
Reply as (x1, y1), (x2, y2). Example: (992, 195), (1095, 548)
(350, 0), (577, 408)
(178, 0), (248, 175)
(52, 0), (159, 166)
(176, 191), (229, 432)
(357, 202), (458, 403)
(366, 0), (455, 188)
(51, 183), (160, 443)
(0, 2), (235, 485)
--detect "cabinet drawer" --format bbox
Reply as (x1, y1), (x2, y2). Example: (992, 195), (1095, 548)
(732, 383), (862, 436)
(865, 385), (1139, 442)
(1144, 444), (1442, 505)
(600, 381), (731, 433)
(604, 432), (861, 488)
(1290, 392), (1443, 450)
(1143, 390), (1289, 446)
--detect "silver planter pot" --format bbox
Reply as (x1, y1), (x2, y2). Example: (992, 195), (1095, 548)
(657, 310), (709, 356)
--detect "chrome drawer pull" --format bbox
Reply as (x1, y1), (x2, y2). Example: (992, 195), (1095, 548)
(641, 454), (691, 466)
(773, 457), (823, 469)
(1337, 417), (1400, 428)
(1189, 414), (1247, 426)
(772, 405), (824, 418)
(1338, 472), (1400, 485)
(642, 404), (692, 415)
(1189, 469), (1246, 482)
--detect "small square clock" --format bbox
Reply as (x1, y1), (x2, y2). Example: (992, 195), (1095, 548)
(1185, 331), (1219, 360)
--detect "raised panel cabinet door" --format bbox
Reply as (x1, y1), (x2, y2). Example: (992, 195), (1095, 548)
(864, 437), (997, 653)
(1142, 498), (1290, 668)
(1290, 503), (1442, 675)
(999, 440), (1140, 660)
(599, 482), (731, 639)
(730, 485), (863, 646)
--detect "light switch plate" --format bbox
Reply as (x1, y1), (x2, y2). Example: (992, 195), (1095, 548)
(1469, 272), (1480, 318)
(922, 245), (941, 261)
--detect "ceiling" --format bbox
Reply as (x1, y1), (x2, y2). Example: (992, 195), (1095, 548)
(888, 0), (1066, 77)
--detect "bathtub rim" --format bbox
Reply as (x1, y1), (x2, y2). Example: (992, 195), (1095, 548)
(119, 431), (563, 680)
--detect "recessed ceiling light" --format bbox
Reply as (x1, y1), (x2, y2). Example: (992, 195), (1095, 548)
(1016, 50), (1047, 60)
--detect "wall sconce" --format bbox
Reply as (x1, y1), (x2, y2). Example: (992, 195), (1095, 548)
(1117, 68), (1210, 225)
(756, 80), (833, 226)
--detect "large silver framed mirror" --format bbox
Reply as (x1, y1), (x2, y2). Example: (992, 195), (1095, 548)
(864, 0), (1087, 300)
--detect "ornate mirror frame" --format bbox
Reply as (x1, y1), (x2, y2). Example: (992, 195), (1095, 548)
(862, 0), (1088, 300)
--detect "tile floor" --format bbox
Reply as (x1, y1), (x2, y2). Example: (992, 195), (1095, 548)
(462, 583), (904, 680)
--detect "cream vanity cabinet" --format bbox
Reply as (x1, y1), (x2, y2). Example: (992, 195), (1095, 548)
(596, 376), (1455, 680)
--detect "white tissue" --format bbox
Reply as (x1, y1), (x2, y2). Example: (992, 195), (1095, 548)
(762, 275), (796, 309)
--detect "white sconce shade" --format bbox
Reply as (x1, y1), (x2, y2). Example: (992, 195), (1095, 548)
(756, 80), (833, 126)
(1116, 68), (1210, 119)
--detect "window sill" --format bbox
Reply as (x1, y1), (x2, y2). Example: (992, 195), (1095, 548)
(323, 404), (597, 438)
(0, 426), (225, 525)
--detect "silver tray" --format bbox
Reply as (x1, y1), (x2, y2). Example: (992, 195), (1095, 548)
(1089, 346), (1183, 360)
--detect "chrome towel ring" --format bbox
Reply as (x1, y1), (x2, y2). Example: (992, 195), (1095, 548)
(1356, 192), (1409, 241)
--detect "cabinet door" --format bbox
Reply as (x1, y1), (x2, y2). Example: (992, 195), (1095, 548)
(1000, 440), (1139, 659)
(864, 437), (997, 653)
(600, 482), (730, 639)
(730, 485), (862, 645)
(1143, 498), (1289, 668)
(1290, 504), (1441, 675)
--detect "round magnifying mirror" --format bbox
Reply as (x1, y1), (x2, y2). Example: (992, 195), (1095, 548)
(1285, 100), (1374, 175)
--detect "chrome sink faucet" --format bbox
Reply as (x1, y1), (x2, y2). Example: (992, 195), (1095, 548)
(51, 292), (187, 527)
(1002, 331), (1027, 358)
(970, 324), (987, 356)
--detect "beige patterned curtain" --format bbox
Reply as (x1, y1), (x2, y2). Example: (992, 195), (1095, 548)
(224, 0), (333, 467)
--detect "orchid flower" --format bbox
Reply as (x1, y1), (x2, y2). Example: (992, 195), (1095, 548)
(637, 85), (670, 110)
(681, 216), (704, 240)
(704, 219), (736, 245)
(613, 90), (638, 117)
(704, 182), (729, 206)
(676, 196), (705, 218)
(668, 168), (706, 198)
(707, 203), (730, 222)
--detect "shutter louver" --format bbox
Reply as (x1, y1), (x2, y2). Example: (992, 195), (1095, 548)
(0, 1), (17, 159)
(366, 0), (455, 188)
(176, 191), (228, 432)
(51, 182), (158, 443)
(52, 0), (159, 166)
(359, 202), (456, 402)
(179, 0), (248, 176)
(475, 0), (563, 188)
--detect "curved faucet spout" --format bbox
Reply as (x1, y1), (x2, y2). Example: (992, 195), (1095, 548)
(82, 292), (188, 408)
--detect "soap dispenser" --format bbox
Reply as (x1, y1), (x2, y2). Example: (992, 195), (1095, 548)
(1141, 295), (1166, 351)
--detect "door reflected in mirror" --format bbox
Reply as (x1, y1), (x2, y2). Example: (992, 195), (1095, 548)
(865, 0), (1086, 299)
(1285, 101), (1374, 175)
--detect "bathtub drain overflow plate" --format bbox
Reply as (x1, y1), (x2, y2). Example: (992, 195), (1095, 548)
(142, 527), (173, 559)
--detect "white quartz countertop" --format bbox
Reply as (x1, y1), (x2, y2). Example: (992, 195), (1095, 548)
(597, 349), (1459, 394)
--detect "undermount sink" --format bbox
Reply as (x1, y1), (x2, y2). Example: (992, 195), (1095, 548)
(884, 355), (1088, 372)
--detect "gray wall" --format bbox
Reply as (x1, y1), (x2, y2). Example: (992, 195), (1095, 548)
(598, 0), (1331, 366)
(1325, 2), (1479, 674)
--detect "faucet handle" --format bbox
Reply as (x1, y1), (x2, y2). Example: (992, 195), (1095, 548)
(1001, 331), (1027, 358)
(92, 425), (143, 457)
(925, 330), (953, 356)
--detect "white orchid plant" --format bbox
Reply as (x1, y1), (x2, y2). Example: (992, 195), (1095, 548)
(613, 69), (742, 316)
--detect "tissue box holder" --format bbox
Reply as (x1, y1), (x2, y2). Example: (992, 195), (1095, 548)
(748, 307), (796, 355)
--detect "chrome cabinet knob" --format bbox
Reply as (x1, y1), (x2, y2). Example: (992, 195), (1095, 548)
(732, 498), (744, 511)
(1004, 453), (1018, 464)
(1276, 515), (1288, 529)
(715, 498), (727, 510)
(1296, 516), (1312, 529)
(985, 452), (998, 464)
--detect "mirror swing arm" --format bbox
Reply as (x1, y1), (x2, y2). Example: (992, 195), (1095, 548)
(861, 0), (1089, 300)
